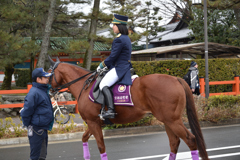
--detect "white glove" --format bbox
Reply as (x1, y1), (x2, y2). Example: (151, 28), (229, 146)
(19, 108), (24, 113)
(97, 66), (101, 72)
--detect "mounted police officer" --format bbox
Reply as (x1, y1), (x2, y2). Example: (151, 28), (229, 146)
(97, 14), (132, 119)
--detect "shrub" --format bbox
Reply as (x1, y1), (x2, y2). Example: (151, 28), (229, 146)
(181, 95), (240, 123)
(14, 69), (30, 87)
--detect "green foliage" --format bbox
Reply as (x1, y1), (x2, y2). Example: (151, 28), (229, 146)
(0, 0), (91, 88)
(208, 0), (240, 9)
(131, 59), (240, 93)
(205, 95), (240, 122)
(14, 69), (30, 87)
(0, 117), (27, 139)
(137, 1), (165, 48)
(48, 114), (83, 134)
(188, 8), (240, 46)
(103, 0), (165, 46)
(208, 95), (240, 108)
(182, 95), (240, 123)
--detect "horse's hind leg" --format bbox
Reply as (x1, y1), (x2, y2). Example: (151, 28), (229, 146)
(166, 121), (200, 160)
(165, 125), (180, 160)
(82, 128), (92, 160)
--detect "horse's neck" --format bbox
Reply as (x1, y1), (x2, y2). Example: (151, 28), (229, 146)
(61, 65), (90, 99)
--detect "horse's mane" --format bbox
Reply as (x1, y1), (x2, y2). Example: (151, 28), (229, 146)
(62, 62), (91, 73)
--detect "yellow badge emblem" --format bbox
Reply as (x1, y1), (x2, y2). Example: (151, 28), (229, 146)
(118, 85), (126, 92)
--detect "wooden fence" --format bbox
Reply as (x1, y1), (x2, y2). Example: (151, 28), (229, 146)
(1, 77), (240, 111)
(199, 76), (240, 97)
(0, 84), (78, 113)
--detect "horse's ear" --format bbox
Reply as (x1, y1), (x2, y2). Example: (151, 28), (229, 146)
(48, 55), (55, 67)
(56, 57), (60, 62)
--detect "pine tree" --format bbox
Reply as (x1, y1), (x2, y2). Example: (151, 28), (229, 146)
(137, 1), (165, 49)
(0, 0), (91, 89)
(0, 1), (39, 89)
(188, 7), (240, 46)
(207, 0), (240, 29)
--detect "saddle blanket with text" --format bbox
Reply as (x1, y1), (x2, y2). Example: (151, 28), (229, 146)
(89, 76), (138, 106)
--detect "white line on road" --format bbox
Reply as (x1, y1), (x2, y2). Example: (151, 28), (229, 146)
(118, 154), (168, 160)
(119, 145), (240, 160)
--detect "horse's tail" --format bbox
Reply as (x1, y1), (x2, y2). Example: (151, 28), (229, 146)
(177, 77), (209, 160)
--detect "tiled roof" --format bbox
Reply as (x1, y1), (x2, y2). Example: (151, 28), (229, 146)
(24, 37), (143, 51)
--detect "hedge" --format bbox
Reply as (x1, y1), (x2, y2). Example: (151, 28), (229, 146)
(14, 69), (30, 87)
(14, 58), (240, 93)
(134, 59), (240, 93)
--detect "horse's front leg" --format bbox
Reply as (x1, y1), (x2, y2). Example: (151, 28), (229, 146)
(82, 128), (92, 160)
(87, 120), (108, 160)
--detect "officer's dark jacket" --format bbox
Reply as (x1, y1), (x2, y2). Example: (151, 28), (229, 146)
(20, 82), (53, 130)
(103, 33), (132, 85)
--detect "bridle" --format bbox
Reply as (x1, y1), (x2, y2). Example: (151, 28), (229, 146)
(49, 62), (97, 100)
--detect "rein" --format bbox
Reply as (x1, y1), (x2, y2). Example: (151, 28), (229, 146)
(49, 62), (96, 93)
(51, 71), (95, 93)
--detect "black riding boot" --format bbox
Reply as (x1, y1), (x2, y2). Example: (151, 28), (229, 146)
(101, 86), (115, 119)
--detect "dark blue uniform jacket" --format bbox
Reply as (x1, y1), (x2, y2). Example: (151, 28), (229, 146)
(20, 82), (54, 130)
(104, 34), (132, 85)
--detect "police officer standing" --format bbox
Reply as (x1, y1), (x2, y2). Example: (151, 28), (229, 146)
(97, 14), (132, 119)
(20, 68), (54, 160)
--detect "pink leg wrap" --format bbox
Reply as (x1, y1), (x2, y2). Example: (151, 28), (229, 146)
(100, 152), (108, 160)
(191, 150), (200, 160)
(83, 142), (90, 160)
(169, 152), (176, 160)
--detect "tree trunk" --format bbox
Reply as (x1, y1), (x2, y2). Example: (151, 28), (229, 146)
(1, 64), (14, 90)
(30, 53), (35, 83)
(234, 8), (240, 29)
(83, 0), (100, 70)
(36, 0), (56, 68)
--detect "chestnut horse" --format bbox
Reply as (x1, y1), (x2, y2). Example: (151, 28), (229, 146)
(48, 57), (209, 160)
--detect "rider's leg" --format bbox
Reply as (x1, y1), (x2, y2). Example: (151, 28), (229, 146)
(101, 86), (115, 118)
(99, 68), (118, 119)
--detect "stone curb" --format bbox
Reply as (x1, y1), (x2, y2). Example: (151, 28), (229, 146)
(1, 118), (240, 146)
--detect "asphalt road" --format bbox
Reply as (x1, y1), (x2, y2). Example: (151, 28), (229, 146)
(0, 124), (239, 160)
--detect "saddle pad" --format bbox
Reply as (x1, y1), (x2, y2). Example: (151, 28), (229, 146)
(89, 76), (138, 106)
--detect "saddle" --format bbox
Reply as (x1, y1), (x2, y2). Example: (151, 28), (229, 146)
(92, 70), (108, 104)
(90, 68), (137, 106)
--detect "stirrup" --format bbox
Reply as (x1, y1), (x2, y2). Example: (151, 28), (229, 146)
(98, 113), (105, 120)
(102, 112), (116, 119)
(98, 112), (116, 120)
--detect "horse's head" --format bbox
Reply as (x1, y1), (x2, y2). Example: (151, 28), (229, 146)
(48, 55), (63, 89)
(47, 55), (93, 95)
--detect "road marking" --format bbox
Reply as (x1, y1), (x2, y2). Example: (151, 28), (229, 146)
(209, 152), (240, 158)
(119, 154), (168, 160)
(119, 145), (240, 160)
(206, 145), (240, 151)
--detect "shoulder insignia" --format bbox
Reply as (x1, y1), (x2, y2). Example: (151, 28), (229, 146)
(116, 33), (121, 38)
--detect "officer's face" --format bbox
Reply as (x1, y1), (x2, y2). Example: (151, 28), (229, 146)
(112, 24), (119, 34)
(37, 76), (50, 84)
